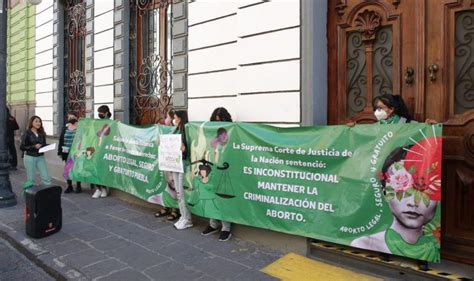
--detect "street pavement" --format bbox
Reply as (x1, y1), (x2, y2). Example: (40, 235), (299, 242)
(0, 237), (54, 281)
(0, 168), (281, 280)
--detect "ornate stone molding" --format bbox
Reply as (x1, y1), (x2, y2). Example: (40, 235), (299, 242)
(335, 0), (347, 16)
(354, 9), (382, 43)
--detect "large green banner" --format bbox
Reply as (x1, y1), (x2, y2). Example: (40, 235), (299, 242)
(68, 119), (442, 262)
(185, 122), (442, 262)
(67, 118), (177, 207)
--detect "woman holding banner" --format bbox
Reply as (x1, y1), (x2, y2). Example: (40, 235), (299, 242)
(172, 110), (193, 230)
(348, 94), (436, 125)
(58, 113), (81, 193)
(91, 105), (111, 199)
(200, 107), (233, 241)
(155, 109), (180, 221)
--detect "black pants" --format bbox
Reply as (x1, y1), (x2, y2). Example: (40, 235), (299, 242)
(7, 140), (17, 168)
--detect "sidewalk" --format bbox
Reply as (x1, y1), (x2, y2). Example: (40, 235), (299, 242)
(0, 168), (281, 280)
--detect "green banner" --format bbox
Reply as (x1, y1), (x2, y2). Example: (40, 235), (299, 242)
(185, 122), (442, 262)
(68, 119), (442, 262)
(67, 118), (177, 207)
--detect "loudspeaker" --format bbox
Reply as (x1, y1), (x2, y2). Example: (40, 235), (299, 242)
(25, 186), (62, 238)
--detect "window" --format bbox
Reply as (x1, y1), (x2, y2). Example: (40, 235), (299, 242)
(130, 0), (172, 125)
(64, 0), (86, 118)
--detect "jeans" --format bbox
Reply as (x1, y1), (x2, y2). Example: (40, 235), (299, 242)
(23, 155), (52, 187)
(172, 171), (191, 221)
(210, 219), (231, 232)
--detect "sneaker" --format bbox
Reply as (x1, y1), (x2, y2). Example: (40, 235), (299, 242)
(174, 218), (184, 228)
(64, 186), (73, 194)
(92, 189), (101, 199)
(201, 225), (219, 236)
(175, 220), (193, 230)
(100, 189), (107, 198)
(218, 231), (232, 242)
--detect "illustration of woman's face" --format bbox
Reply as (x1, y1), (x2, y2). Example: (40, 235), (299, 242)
(389, 195), (438, 229)
(199, 169), (207, 178)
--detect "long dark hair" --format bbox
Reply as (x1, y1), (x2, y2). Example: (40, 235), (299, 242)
(372, 94), (412, 122)
(173, 110), (188, 134)
(210, 107), (232, 122)
(27, 115), (46, 136)
(98, 105), (112, 119)
(380, 146), (411, 189)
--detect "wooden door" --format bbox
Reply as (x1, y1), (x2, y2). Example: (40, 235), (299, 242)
(328, 0), (474, 264)
(424, 0), (474, 265)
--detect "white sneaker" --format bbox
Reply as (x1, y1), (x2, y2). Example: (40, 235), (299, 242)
(175, 220), (193, 230)
(174, 218), (184, 228)
(92, 189), (101, 199)
(100, 189), (108, 198)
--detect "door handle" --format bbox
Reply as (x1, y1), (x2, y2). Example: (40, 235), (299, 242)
(405, 67), (414, 85)
(428, 64), (439, 81)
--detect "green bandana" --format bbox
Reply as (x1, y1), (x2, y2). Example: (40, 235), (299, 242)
(385, 228), (440, 262)
(379, 114), (401, 124)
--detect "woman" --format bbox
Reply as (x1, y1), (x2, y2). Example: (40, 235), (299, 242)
(172, 110), (193, 230)
(200, 107), (233, 241)
(6, 107), (19, 170)
(58, 114), (81, 193)
(20, 116), (52, 189)
(92, 105), (112, 198)
(349, 94), (436, 125)
(155, 109), (180, 221)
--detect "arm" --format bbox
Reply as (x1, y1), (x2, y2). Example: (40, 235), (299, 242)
(20, 131), (36, 152)
(58, 128), (65, 156)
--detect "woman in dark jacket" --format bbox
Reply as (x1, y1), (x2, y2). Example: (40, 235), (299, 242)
(6, 107), (19, 170)
(20, 115), (52, 189)
(58, 114), (81, 193)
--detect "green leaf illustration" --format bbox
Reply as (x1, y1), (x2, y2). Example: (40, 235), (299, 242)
(422, 193), (430, 207)
(396, 191), (403, 201)
(414, 190), (422, 205)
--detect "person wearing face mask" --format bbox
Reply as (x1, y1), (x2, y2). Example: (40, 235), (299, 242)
(348, 94), (436, 126)
(372, 94), (414, 124)
(91, 105), (112, 198)
(155, 109), (181, 221)
(58, 113), (81, 193)
(20, 115), (52, 189)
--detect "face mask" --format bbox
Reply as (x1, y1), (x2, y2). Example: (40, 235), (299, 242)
(374, 109), (389, 121)
(172, 119), (177, 126)
(69, 118), (78, 124)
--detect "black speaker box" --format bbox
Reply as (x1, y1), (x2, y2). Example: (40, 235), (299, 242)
(24, 185), (62, 238)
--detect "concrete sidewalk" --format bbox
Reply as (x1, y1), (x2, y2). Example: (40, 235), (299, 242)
(0, 169), (281, 280)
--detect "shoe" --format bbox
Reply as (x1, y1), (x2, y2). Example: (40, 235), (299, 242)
(174, 218), (184, 228)
(155, 209), (169, 218)
(175, 219), (193, 230)
(100, 189), (108, 198)
(75, 185), (82, 193)
(201, 225), (219, 236)
(64, 185), (73, 194)
(218, 231), (232, 241)
(167, 211), (180, 221)
(92, 189), (101, 199)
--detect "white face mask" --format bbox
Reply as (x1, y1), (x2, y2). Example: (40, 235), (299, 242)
(172, 119), (178, 126)
(374, 109), (389, 121)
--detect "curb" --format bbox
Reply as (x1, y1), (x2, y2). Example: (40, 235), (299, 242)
(0, 224), (87, 281)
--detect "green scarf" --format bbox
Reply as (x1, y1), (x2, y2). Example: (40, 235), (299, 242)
(379, 114), (401, 124)
(385, 228), (440, 262)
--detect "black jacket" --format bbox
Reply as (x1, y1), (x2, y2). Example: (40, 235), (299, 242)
(20, 129), (47, 157)
(6, 116), (19, 144)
